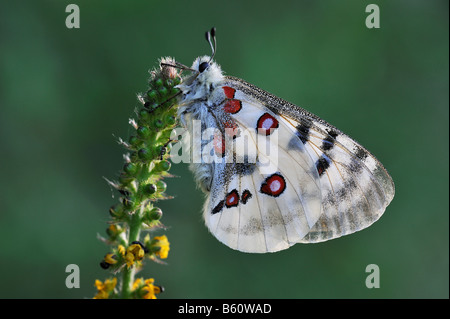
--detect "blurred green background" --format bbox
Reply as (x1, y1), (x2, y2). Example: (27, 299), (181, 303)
(0, 0), (448, 299)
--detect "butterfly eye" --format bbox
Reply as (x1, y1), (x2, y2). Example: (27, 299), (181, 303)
(199, 61), (209, 73)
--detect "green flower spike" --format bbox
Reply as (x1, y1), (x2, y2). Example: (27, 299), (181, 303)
(94, 57), (181, 299)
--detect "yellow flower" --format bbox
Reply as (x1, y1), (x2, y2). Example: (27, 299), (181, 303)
(132, 278), (143, 291)
(144, 278), (162, 299)
(142, 278), (158, 299)
(152, 235), (170, 259)
(104, 253), (117, 265)
(93, 277), (117, 299)
(131, 277), (162, 299)
(100, 253), (118, 269)
(125, 243), (145, 268)
(118, 244), (126, 256)
(106, 224), (123, 237)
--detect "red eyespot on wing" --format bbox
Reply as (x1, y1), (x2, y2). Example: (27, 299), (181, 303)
(224, 99), (242, 114)
(260, 173), (286, 197)
(257, 113), (279, 135)
(225, 189), (239, 208)
(222, 86), (236, 99)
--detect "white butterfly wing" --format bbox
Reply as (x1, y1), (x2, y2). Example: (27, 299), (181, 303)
(203, 83), (322, 252)
(226, 77), (394, 243)
(205, 158), (322, 253)
(202, 77), (394, 252)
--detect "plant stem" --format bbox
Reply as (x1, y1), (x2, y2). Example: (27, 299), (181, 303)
(95, 57), (180, 299)
(121, 209), (142, 298)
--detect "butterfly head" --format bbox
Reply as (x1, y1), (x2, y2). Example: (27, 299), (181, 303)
(191, 55), (223, 83)
(175, 55), (224, 101)
(177, 28), (224, 101)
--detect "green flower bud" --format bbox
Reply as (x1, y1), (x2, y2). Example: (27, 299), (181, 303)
(147, 90), (158, 102)
(128, 135), (141, 148)
(119, 174), (134, 186)
(156, 180), (167, 193)
(138, 148), (152, 160)
(165, 115), (176, 126)
(109, 204), (125, 218)
(148, 207), (162, 220)
(158, 86), (168, 97)
(139, 109), (150, 121)
(123, 163), (138, 176)
(123, 197), (133, 209)
(143, 183), (157, 195)
(154, 78), (164, 87)
(137, 126), (150, 139)
(158, 160), (171, 172)
(154, 119), (164, 129)
(106, 224), (123, 238)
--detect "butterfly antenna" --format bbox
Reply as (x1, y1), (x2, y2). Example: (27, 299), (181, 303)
(160, 61), (196, 72)
(206, 27), (217, 62)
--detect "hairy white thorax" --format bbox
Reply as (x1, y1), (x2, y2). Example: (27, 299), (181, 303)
(177, 56), (224, 103)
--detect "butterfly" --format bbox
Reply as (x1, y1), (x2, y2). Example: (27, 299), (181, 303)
(168, 28), (395, 253)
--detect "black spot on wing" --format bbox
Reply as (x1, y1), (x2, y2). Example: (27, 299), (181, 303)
(346, 145), (369, 173)
(211, 200), (225, 215)
(295, 122), (311, 144)
(354, 145), (368, 160)
(230, 154), (257, 176)
(241, 189), (252, 204)
(234, 161), (256, 176)
(322, 129), (339, 151)
(316, 154), (331, 176)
